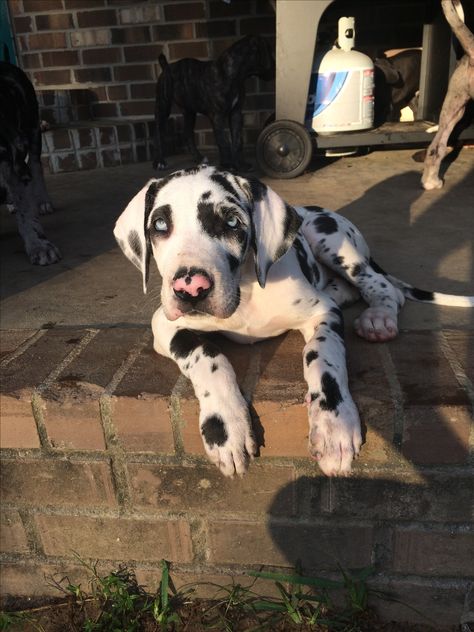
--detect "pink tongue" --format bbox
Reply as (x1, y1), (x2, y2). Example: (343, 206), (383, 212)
(173, 274), (211, 297)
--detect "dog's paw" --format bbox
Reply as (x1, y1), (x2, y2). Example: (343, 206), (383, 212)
(200, 399), (257, 477)
(354, 307), (398, 342)
(308, 398), (362, 476)
(27, 240), (62, 265)
(39, 201), (54, 215)
(421, 175), (443, 190)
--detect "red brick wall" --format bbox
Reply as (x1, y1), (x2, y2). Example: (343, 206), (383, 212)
(1, 326), (473, 625)
(7, 0), (276, 158)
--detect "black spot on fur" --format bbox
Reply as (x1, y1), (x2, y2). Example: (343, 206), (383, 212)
(316, 336), (326, 342)
(410, 288), (435, 302)
(329, 307), (344, 339)
(227, 253), (239, 272)
(306, 350), (319, 366)
(202, 342), (220, 358)
(149, 204), (173, 237)
(293, 298), (302, 305)
(170, 329), (201, 359)
(312, 264), (320, 283)
(210, 172), (240, 200)
(369, 257), (387, 275)
(309, 392), (320, 402)
(197, 201), (247, 246)
(128, 230), (142, 259)
(332, 254), (345, 266)
(201, 190), (212, 200)
(201, 415), (228, 447)
(293, 237), (314, 286)
(203, 391), (210, 397)
(246, 177), (267, 202)
(313, 213), (338, 235)
(144, 181), (159, 226)
(283, 203), (302, 243)
(320, 372), (343, 411)
(211, 363), (218, 372)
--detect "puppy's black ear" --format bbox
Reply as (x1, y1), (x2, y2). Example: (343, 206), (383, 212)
(237, 177), (301, 288)
(114, 179), (159, 293)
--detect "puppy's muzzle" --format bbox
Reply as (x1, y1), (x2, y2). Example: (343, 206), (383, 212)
(172, 267), (213, 306)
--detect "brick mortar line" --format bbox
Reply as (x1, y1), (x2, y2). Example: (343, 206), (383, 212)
(30, 329), (99, 449)
(169, 375), (188, 456)
(99, 330), (152, 509)
(0, 329), (46, 368)
(4, 503), (473, 532)
(439, 332), (474, 462)
(377, 344), (406, 453)
(1, 448), (473, 477)
(0, 552), (471, 591)
(17, 508), (45, 557)
(37, 328), (99, 393)
(188, 517), (208, 565)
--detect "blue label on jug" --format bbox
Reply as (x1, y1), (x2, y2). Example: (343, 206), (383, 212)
(305, 71), (348, 121)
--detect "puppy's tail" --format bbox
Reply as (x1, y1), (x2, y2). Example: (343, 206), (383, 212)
(158, 53), (169, 71)
(441, 0), (474, 59)
(389, 276), (474, 308)
(371, 259), (474, 307)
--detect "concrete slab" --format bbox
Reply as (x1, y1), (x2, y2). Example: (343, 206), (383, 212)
(1, 148), (473, 331)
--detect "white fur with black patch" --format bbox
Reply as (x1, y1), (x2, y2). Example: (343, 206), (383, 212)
(114, 165), (474, 477)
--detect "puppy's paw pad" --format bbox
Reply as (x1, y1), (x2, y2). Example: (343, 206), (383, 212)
(354, 308), (398, 342)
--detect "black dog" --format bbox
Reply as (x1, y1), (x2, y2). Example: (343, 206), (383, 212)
(152, 35), (275, 171)
(374, 49), (422, 125)
(0, 61), (60, 265)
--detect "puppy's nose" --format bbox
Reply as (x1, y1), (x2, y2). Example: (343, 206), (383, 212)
(173, 269), (213, 303)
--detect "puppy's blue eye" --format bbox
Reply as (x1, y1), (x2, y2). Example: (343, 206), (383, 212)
(154, 217), (168, 232)
(226, 216), (239, 228)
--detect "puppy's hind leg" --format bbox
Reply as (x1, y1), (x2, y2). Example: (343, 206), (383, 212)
(29, 127), (54, 215)
(183, 109), (206, 164)
(210, 112), (233, 169)
(152, 75), (172, 171)
(302, 211), (404, 342)
(421, 68), (469, 190)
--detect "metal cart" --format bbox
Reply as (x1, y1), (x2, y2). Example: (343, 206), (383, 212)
(256, 0), (474, 178)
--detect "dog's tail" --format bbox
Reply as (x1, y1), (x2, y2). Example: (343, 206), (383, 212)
(371, 259), (474, 307)
(442, 0), (474, 59)
(158, 53), (169, 71)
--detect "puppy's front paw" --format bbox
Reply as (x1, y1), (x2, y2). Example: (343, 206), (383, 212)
(39, 201), (54, 215)
(354, 307), (398, 342)
(308, 397), (362, 476)
(200, 401), (257, 477)
(421, 174), (443, 190)
(152, 159), (168, 171)
(27, 239), (62, 265)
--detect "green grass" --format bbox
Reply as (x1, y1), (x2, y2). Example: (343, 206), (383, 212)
(0, 558), (388, 631)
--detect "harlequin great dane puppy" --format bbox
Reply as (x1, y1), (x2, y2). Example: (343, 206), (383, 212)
(114, 165), (473, 477)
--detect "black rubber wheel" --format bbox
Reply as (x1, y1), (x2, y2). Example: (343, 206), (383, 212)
(256, 119), (313, 179)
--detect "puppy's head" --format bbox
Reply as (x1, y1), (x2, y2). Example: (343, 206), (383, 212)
(114, 165), (300, 321)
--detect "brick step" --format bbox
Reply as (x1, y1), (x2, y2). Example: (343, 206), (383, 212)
(41, 118), (156, 174)
(1, 326), (473, 625)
